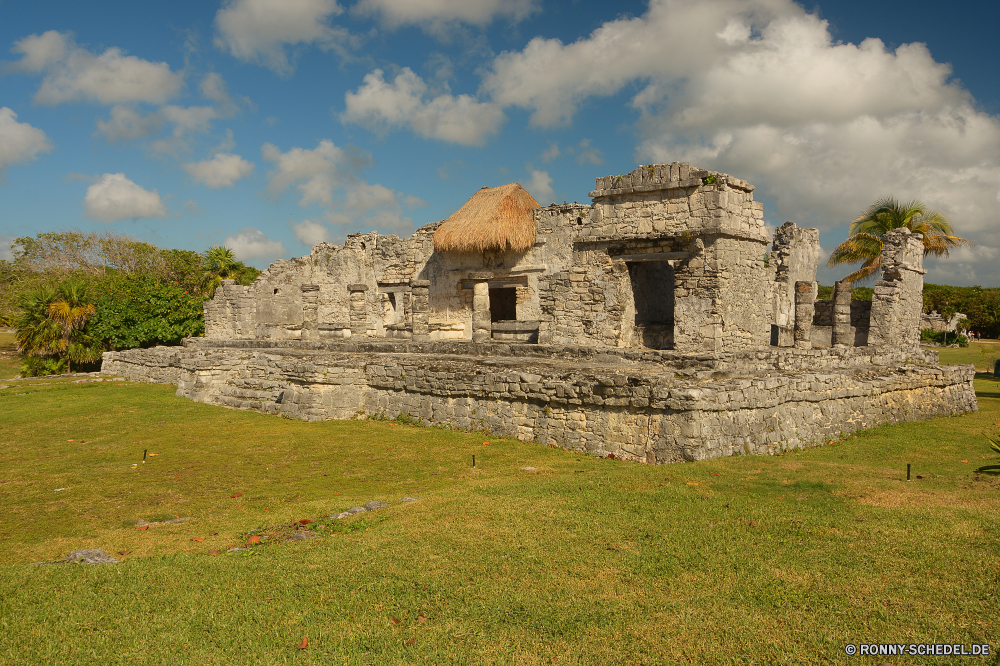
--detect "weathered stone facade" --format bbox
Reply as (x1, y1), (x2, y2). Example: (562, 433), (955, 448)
(103, 163), (978, 462)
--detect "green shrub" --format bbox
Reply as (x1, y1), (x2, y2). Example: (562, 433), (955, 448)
(88, 274), (207, 349)
(17, 355), (67, 377)
(920, 329), (969, 346)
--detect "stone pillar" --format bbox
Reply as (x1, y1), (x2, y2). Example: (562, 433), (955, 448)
(410, 279), (430, 342)
(867, 228), (926, 349)
(831, 280), (852, 347)
(794, 280), (815, 349)
(470, 272), (493, 343)
(300, 284), (319, 341)
(348, 284), (368, 337)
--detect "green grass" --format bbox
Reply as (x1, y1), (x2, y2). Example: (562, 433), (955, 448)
(929, 340), (1000, 372)
(1, 370), (999, 664)
(0, 330), (19, 379)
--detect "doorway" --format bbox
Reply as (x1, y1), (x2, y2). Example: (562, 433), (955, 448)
(628, 261), (674, 349)
(489, 287), (517, 322)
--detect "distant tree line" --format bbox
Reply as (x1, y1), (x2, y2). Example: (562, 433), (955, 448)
(0, 231), (260, 376)
(817, 282), (999, 338)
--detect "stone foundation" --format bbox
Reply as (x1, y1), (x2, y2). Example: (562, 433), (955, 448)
(102, 339), (977, 463)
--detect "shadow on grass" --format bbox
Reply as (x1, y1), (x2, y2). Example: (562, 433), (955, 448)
(975, 372), (1000, 400)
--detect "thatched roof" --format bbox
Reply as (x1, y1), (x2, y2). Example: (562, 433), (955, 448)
(433, 183), (540, 253)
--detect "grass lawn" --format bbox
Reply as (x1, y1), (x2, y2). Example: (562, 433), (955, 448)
(929, 340), (1000, 372)
(0, 330), (19, 379)
(0, 343), (997, 663)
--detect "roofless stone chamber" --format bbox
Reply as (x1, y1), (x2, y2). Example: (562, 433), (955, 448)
(102, 163), (977, 463)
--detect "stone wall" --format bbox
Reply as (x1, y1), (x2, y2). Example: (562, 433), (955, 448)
(921, 311), (968, 333)
(102, 339), (977, 464)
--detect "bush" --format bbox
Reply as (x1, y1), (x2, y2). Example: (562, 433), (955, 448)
(18, 356), (67, 377)
(88, 274), (207, 349)
(920, 329), (969, 346)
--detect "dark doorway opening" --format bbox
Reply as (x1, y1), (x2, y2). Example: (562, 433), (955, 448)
(489, 287), (517, 322)
(628, 261), (674, 349)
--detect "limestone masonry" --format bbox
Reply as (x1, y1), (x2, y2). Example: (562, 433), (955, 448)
(103, 163), (978, 463)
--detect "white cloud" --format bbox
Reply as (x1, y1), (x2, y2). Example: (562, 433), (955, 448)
(262, 139), (421, 238)
(342, 68), (504, 146)
(0, 234), (15, 261)
(0, 107), (52, 176)
(9, 31), (183, 105)
(160, 105), (220, 136)
(224, 227), (288, 261)
(539, 142), (560, 162)
(184, 153), (255, 188)
(481, 0), (1000, 286)
(214, 0), (352, 75)
(575, 138), (603, 165)
(94, 105), (163, 142)
(291, 218), (331, 246)
(354, 0), (539, 30)
(83, 173), (168, 222)
(525, 169), (553, 202)
(262, 139), (352, 206)
(199, 72), (251, 115)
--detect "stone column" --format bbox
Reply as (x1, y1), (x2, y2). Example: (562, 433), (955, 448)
(348, 284), (368, 337)
(470, 272), (493, 343)
(410, 279), (430, 342)
(867, 228), (926, 349)
(793, 280), (815, 349)
(831, 280), (852, 347)
(300, 284), (319, 341)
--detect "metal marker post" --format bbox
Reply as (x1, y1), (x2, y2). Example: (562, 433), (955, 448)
(906, 463), (910, 481)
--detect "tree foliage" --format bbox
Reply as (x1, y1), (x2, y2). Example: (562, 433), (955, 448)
(827, 197), (972, 283)
(14, 280), (103, 375)
(200, 246), (260, 297)
(87, 274), (207, 350)
(923, 283), (1000, 337)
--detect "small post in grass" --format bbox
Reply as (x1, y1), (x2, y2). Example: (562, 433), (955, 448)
(472, 454), (476, 468)
(143, 449), (147, 463)
(906, 463), (911, 481)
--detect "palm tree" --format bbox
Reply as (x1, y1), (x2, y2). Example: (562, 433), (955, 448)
(15, 285), (62, 358)
(200, 246), (240, 297)
(15, 281), (102, 373)
(46, 280), (101, 371)
(827, 197), (972, 283)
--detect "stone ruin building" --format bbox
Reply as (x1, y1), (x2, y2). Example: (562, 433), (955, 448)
(104, 163), (977, 463)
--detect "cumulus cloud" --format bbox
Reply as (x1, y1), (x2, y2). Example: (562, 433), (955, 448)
(214, 0), (353, 75)
(0, 107), (52, 177)
(224, 227), (288, 262)
(342, 68), (504, 146)
(94, 105), (163, 143)
(575, 138), (603, 165)
(538, 142), (560, 163)
(354, 0), (539, 30)
(262, 138), (422, 238)
(525, 168), (553, 202)
(200, 72), (252, 115)
(291, 218), (331, 246)
(482, 0), (1000, 285)
(184, 153), (255, 188)
(8, 30), (183, 105)
(83, 173), (168, 222)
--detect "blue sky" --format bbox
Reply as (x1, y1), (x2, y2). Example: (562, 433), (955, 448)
(1, 0), (998, 286)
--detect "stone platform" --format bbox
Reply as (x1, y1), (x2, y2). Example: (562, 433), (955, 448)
(101, 339), (977, 464)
